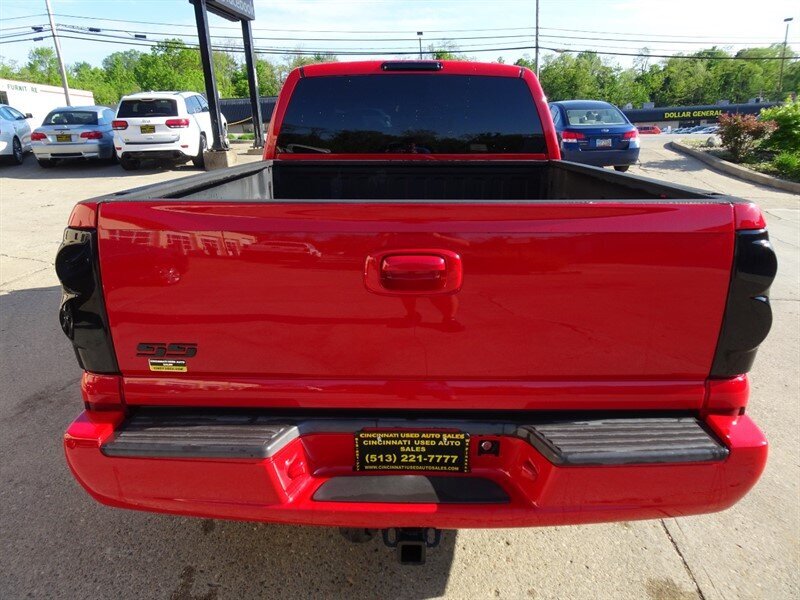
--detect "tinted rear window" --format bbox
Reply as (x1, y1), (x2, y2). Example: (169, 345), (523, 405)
(277, 75), (545, 154)
(117, 99), (178, 118)
(44, 110), (99, 125)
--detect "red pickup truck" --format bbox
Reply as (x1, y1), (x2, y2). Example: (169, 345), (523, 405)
(59, 61), (776, 564)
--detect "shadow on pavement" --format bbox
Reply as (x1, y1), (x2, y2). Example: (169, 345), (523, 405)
(0, 285), (455, 600)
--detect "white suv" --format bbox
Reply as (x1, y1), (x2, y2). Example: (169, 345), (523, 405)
(112, 91), (227, 170)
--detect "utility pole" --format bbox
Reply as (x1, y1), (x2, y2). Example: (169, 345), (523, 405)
(44, 0), (71, 106)
(534, 0), (540, 76)
(191, 0), (226, 151)
(778, 17), (794, 99)
(241, 19), (264, 149)
(417, 32), (423, 59)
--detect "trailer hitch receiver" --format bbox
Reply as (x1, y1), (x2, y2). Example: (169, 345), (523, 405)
(382, 528), (442, 565)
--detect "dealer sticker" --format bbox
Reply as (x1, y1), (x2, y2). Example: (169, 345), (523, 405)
(354, 430), (470, 472)
(148, 359), (188, 372)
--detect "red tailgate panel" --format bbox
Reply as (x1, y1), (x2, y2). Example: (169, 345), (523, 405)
(98, 202), (734, 395)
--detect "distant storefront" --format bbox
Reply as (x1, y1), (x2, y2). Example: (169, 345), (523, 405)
(0, 79), (95, 126)
(622, 102), (779, 130)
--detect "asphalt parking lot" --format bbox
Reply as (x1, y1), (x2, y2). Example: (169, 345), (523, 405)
(1, 137), (798, 600)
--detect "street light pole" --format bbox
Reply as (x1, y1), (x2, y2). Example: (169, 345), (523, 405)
(534, 0), (540, 76)
(778, 17), (793, 99)
(417, 32), (423, 59)
(44, 0), (72, 106)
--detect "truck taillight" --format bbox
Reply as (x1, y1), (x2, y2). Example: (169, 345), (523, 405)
(80, 131), (103, 140)
(31, 131), (47, 141)
(561, 131), (585, 142)
(112, 120), (128, 130)
(56, 228), (119, 374)
(165, 118), (190, 128)
(710, 228), (777, 378)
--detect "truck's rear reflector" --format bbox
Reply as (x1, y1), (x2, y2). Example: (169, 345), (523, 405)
(81, 372), (124, 410)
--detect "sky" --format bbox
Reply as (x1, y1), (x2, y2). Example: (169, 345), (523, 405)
(1, 0), (798, 69)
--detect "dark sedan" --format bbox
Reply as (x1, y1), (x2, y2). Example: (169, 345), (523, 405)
(548, 100), (639, 171)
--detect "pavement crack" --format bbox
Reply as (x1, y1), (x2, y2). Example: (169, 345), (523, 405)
(0, 253), (52, 266)
(767, 235), (800, 248)
(660, 519), (707, 600)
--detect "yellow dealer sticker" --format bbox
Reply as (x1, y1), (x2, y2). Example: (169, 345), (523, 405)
(354, 430), (470, 472)
(148, 359), (188, 372)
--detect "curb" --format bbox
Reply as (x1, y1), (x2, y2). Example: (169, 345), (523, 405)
(668, 141), (800, 195)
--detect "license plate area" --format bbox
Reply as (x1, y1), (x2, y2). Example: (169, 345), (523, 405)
(596, 138), (612, 148)
(355, 430), (470, 473)
(140, 125), (155, 134)
(56, 134), (71, 142)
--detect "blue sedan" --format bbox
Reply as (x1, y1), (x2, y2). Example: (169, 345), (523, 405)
(548, 100), (639, 172)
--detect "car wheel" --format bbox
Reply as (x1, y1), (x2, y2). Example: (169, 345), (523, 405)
(106, 150), (118, 165)
(37, 158), (55, 169)
(10, 137), (24, 165)
(119, 156), (140, 171)
(614, 166), (630, 172)
(192, 134), (207, 169)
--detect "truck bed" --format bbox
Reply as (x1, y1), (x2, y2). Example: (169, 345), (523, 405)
(99, 160), (713, 203)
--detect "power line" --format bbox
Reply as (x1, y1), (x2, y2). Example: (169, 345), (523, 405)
(47, 12), (795, 44)
(48, 22), (789, 48)
(4, 30), (797, 61)
(0, 13), (47, 22)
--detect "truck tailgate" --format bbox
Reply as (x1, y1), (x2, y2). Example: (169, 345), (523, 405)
(96, 201), (734, 408)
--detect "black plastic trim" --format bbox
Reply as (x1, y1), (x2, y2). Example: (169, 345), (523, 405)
(517, 417), (728, 465)
(101, 408), (728, 467)
(381, 61), (443, 71)
(313, 476), (509, 504)
(102, 411), (298, 458)
(56, 228), (119, 373)
(711, 229), (777, 377)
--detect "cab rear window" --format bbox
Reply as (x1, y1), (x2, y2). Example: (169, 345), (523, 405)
(44, 111), (98, 125)
(277, 74), (546, 154)
(117, 99), (178, 118)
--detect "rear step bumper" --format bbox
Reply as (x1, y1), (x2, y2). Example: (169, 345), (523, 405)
(65, 410), (767, 529)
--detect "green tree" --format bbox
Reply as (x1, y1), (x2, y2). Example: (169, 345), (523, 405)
(231, 58), (281, 97)
(102, 50), (143, 101)
(278, 52), (337, 82)
(18, 47), (61, 85)
(427, 41), (469, 61)
(69, 62), (117, 106)
(0, 58), (19, 80)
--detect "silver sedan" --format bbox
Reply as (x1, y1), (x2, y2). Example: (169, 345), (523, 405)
(31, 106), (116, 167)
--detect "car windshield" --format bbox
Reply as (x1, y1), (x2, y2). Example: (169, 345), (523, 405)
(565, 107), (626, 126)
(44, 111), (98, 125)
(277, 74), (546, 154)
(117, 99), (178, 118)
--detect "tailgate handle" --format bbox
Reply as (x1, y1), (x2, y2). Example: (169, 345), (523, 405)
(365, 250), (462, 295)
